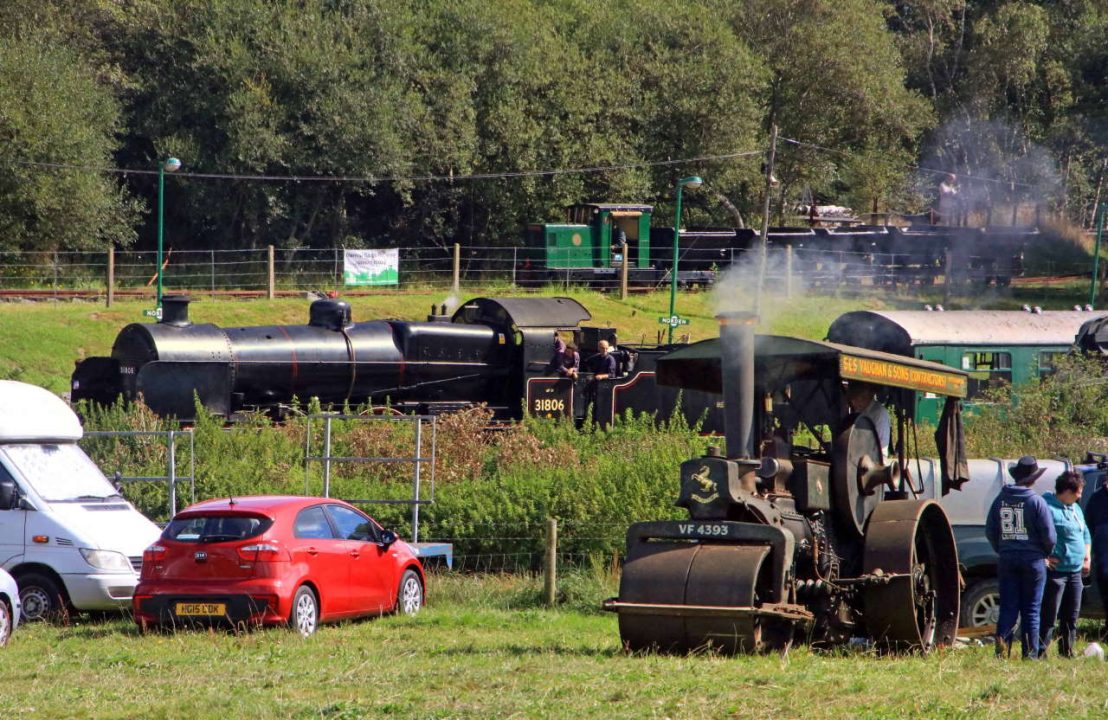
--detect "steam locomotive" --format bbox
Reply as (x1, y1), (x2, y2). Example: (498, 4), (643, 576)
(520, 201), (1035, 287)
(70, 295), (722, 429)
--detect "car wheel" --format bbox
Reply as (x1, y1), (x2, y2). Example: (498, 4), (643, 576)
(0, 598), (11, 646)
(397, 569), (423, 616)
(19, 573), (65, 622)
(961, 578), (1014, 631)
(289, 585), (318, 637)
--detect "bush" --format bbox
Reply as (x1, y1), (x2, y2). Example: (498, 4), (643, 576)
(964, 352), (1108, 460)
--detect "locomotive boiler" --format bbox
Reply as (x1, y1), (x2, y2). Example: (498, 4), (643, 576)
(603, 313), (971, 652)
(70, 295), (723, 428)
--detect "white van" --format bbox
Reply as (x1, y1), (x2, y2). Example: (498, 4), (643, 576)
(0, 381), (161, 620)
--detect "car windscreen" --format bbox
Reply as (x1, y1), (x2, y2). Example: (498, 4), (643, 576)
(0, 443), (119, 502)
(164, 514), (273, 543)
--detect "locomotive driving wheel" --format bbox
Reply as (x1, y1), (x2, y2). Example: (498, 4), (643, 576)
(861, 500), (959, 652)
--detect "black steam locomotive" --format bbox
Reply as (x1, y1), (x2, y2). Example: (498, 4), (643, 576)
(71, 295), (722, 429)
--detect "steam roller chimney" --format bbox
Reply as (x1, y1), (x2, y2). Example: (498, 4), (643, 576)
(716, 312), (757, 459)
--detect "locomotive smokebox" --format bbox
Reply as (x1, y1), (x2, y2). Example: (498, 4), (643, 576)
(716, 312), (756, 459)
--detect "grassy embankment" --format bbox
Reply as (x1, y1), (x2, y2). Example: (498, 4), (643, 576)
(1, 572), (1104, 720)
(0, 287), (870, 392)
(1, 279), (1099, 393)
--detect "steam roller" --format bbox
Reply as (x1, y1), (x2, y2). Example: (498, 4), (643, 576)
(604, 313), (972, 653)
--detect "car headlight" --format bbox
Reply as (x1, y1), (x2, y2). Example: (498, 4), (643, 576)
(80, 549), (133, 573)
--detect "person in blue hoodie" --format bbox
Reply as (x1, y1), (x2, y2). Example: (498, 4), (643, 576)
(1084, 473), (1108, 637)
(986, 455), (1057, 659)
(1038, 471), (1091, 658)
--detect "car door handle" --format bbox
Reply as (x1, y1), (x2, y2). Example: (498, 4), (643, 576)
(349, 550), (360, 559)
(306, 547), (319, 556)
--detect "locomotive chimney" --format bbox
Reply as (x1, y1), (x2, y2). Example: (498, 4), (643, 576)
(159, 295), (192, 327)
(716, 312), (757, 459)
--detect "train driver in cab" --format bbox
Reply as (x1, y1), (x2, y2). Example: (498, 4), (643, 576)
(844, 381), (891, 459)
(588, 340), (618, 381)
(547, 335), (580, 380)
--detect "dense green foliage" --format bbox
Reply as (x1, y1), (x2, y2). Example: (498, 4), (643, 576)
(964, 352), (1108, 460)
(5, 1), (1105, 254)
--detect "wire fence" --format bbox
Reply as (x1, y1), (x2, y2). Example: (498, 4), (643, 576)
(377, 518), (632, 573)
(0, 243), (1095, 299)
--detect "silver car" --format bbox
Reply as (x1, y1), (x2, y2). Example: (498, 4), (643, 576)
(0, 568), (20, 646)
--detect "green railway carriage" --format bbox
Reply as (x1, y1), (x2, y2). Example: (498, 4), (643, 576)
(827, 309), (1108, 424)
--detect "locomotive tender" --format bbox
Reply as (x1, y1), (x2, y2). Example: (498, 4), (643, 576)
(604, 313), (971, 653)
(71, 295), (722, 428)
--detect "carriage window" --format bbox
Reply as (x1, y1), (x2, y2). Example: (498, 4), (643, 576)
(961, 351), (1011, 398)
(1038, 351), (1064, 377)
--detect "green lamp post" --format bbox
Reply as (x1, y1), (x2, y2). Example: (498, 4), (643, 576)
(156, 156), (181, 311)
(1091, 203), (1107, 309)
(667, 175), (703, 343)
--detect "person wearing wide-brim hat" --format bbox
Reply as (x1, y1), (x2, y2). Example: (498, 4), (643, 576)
(986, 455), (1057, 658)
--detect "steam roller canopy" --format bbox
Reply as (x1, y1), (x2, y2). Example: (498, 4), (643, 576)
(862, 500), (960, 651)
(617, 540), (774, 654)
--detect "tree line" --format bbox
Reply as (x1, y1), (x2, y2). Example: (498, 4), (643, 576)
(1, 0), (1107, 256)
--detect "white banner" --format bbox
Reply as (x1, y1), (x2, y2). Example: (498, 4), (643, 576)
(343, 248), (399, 286)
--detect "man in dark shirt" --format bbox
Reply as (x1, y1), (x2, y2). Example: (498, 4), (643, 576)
(588, 340), (618, 380)
(986, 455), (1057, 658)
(1084, 473), (1108, 636)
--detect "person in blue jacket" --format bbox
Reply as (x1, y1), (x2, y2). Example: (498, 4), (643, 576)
(1085, 473), (1108, 637)
(986, 455), (1057, 659)
(1038, 470), (1091, 657)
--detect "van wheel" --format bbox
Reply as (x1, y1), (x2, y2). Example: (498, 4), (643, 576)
(0, 597), (12, 646)
(397, 570), (423, 616)
(19, 573), (65, 622)
(961, 579), (1005, 629)
(289, 585), (318, 637)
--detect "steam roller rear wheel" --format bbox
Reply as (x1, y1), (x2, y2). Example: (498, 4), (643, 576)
(862, 500), (959, 652)
(617, 542), (774, 654)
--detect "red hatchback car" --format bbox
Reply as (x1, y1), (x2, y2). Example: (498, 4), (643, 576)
(133, 496), (425, 636)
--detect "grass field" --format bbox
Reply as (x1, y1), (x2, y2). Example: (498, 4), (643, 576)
(4, 282), (1108, 719)
(1, 572), (1105, 720)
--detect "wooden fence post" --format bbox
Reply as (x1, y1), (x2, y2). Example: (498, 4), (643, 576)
(106, 247), (115, 308)
(620, 247), (630, 300)
(544, 517), (558, 606)
(943, 248), (954, 304)
(453, 243), (461, 296)
(785, 244), (793, 298)
(267, 245), (275, 300)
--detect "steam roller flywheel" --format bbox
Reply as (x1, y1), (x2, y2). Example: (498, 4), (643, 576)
(862, 499), (960, 652)
(832, 416), (885, 537)
(617, 542), (774, 654)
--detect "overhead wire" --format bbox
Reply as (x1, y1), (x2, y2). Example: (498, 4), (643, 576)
(13, 149), (764, 185)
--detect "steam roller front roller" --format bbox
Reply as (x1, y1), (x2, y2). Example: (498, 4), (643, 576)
(611, 521), (808, 654)
(862, 499), (960, 652)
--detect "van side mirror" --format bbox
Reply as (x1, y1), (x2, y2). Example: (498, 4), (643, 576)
(379, 529), (398, 548)
(0, 480), (17, 510)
